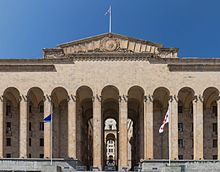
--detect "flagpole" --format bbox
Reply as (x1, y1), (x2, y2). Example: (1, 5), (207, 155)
(50, 101), (53, 166)
(168, 98), (172, 167)
(109, 6), (112, 33)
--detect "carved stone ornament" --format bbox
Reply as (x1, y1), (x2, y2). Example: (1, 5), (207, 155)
(100, 38), (119, 52)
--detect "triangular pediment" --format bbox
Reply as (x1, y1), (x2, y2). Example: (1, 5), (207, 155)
(43, 33), (178, 59)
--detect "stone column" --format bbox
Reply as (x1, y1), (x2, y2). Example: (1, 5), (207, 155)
(68, 95), (76, 159)
(0, 96), (3, 158)
(19, 95), (28, 158)
(169, 95), (178, 160)
(217, 97), (220, 160)
(144, 95), (153, 160)
(93, 94), (102, 170)
(119, 95), (128, 169)
(193, 95), (203, 160)
(44, 95), (51, 158)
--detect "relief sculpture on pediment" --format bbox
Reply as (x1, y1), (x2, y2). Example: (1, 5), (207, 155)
(100, 38), (119, 52)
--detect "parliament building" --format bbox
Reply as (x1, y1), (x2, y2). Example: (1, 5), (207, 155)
(0, 33), (220, 171)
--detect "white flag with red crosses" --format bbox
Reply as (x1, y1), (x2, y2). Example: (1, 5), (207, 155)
(159, 108), (170, 133)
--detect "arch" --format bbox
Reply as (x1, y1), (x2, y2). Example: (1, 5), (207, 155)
(127, 86), (144, 102)
(27, 87), (44, 106)
(178, 87), (195, 109)
(76, 85), (93, 167)
(51, 87), (69, 106)
(101, 85), (119, 100)
(203, 87), (219, 159)
(3, 87), (20, 106)
(153, 87), (170, 108)
(203, 87), (219, 108)
(76, 86), (93, 103)
(3, 87), (20, 158)
(177, 87), (195, 160)
(153, 87), (170, 159)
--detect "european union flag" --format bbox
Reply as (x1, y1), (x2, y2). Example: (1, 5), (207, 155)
(44, 114), (52, 123)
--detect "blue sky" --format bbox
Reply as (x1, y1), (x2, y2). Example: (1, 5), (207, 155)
(0, 0), (220, 58)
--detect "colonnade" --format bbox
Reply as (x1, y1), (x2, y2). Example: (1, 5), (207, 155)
(0, 86), (219, 170)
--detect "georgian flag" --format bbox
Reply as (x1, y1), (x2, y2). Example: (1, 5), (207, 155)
(159, 108), (170, 133)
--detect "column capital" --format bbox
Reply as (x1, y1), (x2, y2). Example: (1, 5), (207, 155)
(19, 95), (27, 102)
(92, 94), (102, 102)
(119, 95), (128, 102)
(44, 94), (51, 102)
(193, 95), (203, 103)
(169, 95), (178, 103)
(0, 95), (3, 102)
(216, 96), (220, 102)
(144, 95), (153, 102)
(68, 94), (76, 102)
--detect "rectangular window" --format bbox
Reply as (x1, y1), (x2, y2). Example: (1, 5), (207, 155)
(40, 105), (44, 113)
(29, 105), (32, 113)
(29, 138), (31, 147)
(178, 123), (184, 132)
(29, 122), (32, 131)
(178, 155), (183, 160)
(40, 122), (44, 131)
(213, 123), (217, 134)
(213, 155), (217, 160)
(213, 106), (217, 116)
(6, 105), (11, 116)
(6, 154), (11, 158)
(213, 139), (217, 148)
(178, 139), (184, 148)
(109, 149), (113, 153)
(6, 138), (11, 146)
(40, 138), (44, 146)
(40, 154), (44, 158)
(6, 122), (11, 134)
(178, 105), (183, 113)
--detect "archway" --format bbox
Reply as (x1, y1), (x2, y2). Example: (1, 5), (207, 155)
(76, 86), (93, 168)
(203, 87), (219, 159)
(27, 87), (44, 158)
(153, 87), (170, 159)
(127, 86), (144, 169)
(177, 87), (194, 159)
(3, 87), (20, 158)
(51, 87), (69, 158)
(102, 85), (119, 170)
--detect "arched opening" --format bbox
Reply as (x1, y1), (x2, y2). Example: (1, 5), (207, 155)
(105, 119), (117, 167)
(153, 87), (170, 159)
(76, 86), (93, 168)
(3, 87), (20, 158)
(127, 86), (144, 169)
(102, 85), (119, 170)
(177, 87), (195, 160)
(203, 87), (219, 159)
(51, 87), (69, 158)
(27, 87), (44, 158)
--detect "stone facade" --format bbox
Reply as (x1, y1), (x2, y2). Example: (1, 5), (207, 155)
(0, 33), (220, 170)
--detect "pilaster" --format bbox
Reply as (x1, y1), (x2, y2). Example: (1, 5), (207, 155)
(68, 95), (76, 159)
(144, 95), (153, 160)
(93, 94), (102, 170)
(119, 95), (128, 169)
(19, 95), (28, 158)
(193, 95), (203, 160)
